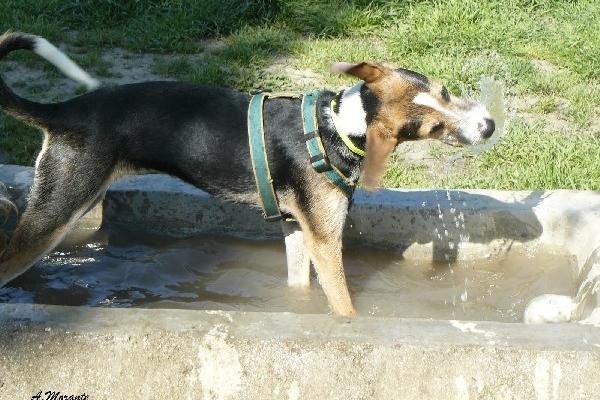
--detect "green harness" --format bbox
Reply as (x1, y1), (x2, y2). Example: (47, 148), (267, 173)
(247, 91), (358, 222)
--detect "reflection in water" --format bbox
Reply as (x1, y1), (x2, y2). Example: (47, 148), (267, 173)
(0, 228), (575, 322)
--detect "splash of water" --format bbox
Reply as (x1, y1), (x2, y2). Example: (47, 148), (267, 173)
(468, 77), (508, 154)
(442, 76), (508, 171)
(434, 76), (508, 308)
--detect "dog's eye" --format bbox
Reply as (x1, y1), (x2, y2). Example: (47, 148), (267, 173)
(430, 122), (444, 135)
(440, 87), (450, 102)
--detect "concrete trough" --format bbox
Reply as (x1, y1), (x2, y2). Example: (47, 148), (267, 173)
(1, 163), (599, 399)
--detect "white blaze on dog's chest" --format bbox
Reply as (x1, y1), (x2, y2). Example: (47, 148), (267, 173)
(333, 82), (367, 137)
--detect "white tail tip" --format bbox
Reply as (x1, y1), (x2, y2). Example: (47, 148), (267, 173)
(33, 37), (100, 90)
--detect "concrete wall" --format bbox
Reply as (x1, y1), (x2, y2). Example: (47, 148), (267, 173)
(1, 164), (600, 399)
(1, 304), (600, 400)
(2, 164), (598, 265)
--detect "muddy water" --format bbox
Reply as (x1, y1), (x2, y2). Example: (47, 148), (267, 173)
(0, 229), (576, 322)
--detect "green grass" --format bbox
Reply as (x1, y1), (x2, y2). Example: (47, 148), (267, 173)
(448, 123), (600, 190)
(0, 0), (599, 190)
(73, 51), (115, 78)
(384, 125), (600, 191)
(0, 0), (281, 52)
(454, 123), (600, 190)
(153, 26), (294, 90)
(0, 114), (42, 166)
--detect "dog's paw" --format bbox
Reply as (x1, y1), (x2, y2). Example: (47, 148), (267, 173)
(332, 306), (358, 319)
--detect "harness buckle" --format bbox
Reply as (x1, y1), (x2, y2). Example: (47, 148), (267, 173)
(310, 154), (333, 172)
(304, 131), (319, 141)
(264, 212), (294, 222)
(264, 214), (284, 222)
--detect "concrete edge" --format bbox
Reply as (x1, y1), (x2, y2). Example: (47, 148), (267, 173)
(1, 303), (600, 399)
(2, 164), (599, 264)
(1, 303), (599, 351)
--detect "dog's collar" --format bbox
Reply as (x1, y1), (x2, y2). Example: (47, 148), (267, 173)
(302, 91), (355, 198)
(330, 96), (366, 158)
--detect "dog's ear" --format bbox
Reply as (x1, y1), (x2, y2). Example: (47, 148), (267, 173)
(361, 123), (397, 191)
(331, 62), (384, 83)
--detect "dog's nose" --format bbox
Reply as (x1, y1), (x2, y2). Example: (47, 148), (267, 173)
(481, 118), (495, 139)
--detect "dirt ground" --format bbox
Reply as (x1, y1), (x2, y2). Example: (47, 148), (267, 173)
(0, 42), (592, 179)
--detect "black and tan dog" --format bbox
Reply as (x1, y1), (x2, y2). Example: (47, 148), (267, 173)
(0, 32), (494, 316)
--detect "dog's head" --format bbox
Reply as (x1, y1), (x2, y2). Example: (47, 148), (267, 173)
(331, 61), (495, 190)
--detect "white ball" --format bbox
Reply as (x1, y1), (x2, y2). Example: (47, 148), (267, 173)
(523, 294), (577, 324)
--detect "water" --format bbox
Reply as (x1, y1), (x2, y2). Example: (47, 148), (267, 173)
(442, 76), (508, 164)
(470, 76), (508, 153)
(0, 228), (576, 322)
(431, 77), (510, 313)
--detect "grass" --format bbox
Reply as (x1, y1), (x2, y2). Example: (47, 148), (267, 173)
(385, 123), (600, 191)
(0, 0), (599, 190)
(0, 114), (41, 166)
(0, 0), (281, 52)
(461, 125), (600, 190)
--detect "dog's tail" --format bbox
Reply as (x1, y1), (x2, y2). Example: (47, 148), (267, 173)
(0, 31), (99, 126)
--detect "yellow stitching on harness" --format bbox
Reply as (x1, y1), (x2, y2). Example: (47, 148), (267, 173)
(330, 98), (366, 157)
(266, 91), (302, 98)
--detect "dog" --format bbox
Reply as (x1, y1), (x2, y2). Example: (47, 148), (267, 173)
(0, 32), (495, 316)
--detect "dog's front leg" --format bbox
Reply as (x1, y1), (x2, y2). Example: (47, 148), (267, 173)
(305, 228), (355, 317)
(292, 187), (356, 317)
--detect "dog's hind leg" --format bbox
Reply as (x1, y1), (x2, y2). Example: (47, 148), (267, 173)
(0, 142), (115, 287)
(282, 220), (311, 289)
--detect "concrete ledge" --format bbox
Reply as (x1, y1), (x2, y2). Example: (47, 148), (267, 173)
(2, 165), (600, 399)
(2, 164), (599, 263)
(1, 303), (600, 399)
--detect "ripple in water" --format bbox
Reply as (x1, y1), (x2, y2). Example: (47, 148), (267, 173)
(0, 229), (577, 322)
